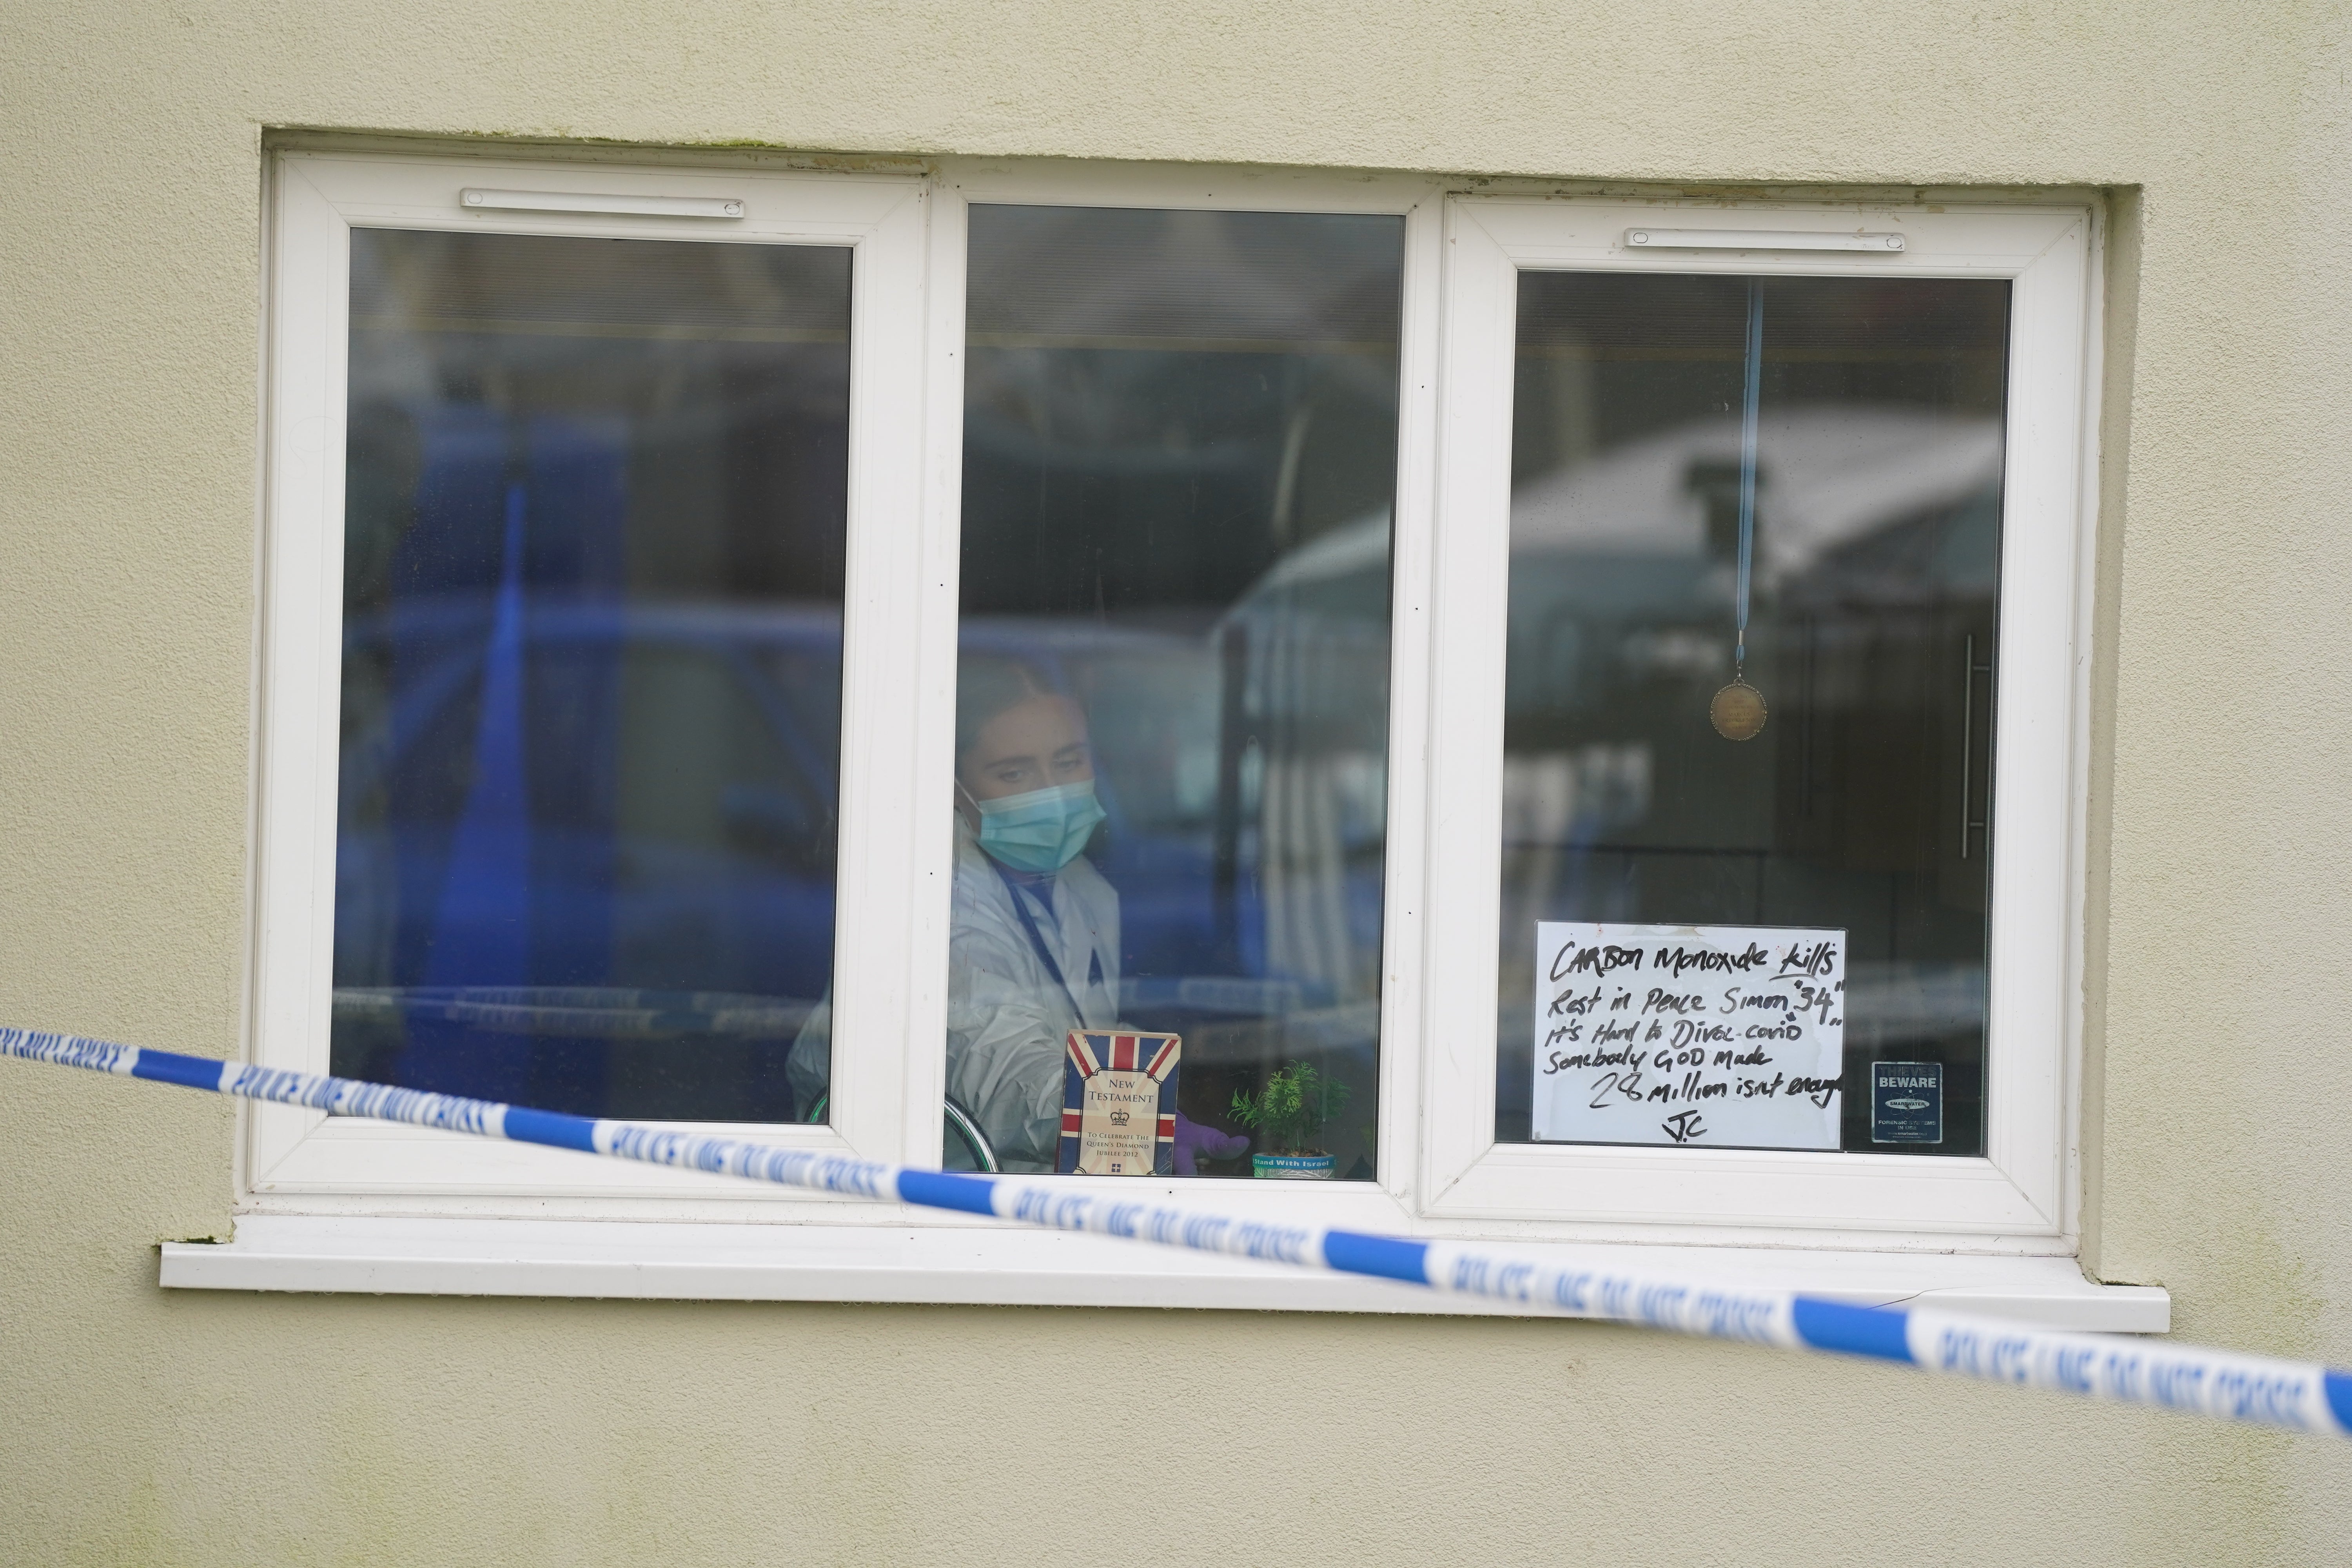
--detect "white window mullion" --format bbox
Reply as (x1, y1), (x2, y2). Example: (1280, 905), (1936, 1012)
(1416, 192), (1521, 1214)
(1362, 188), (1447, 1207)
(824, 178), (935, 1172)
(891, 176), (973, 1176)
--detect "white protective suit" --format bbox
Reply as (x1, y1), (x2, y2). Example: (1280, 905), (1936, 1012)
(788, 819), (1121, 1171)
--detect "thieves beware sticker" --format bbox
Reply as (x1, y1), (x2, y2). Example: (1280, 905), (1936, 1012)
(1869, 1060), (1943, 1144)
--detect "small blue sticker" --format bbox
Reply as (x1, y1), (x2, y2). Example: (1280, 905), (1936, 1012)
(1870, 1061), (1943, 1144)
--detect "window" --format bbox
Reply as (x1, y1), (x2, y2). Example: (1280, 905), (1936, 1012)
(1421, 199), (2092, 1234)
(254, 154), (927, 1194)
(332, 226), (850, 1126)
(1492, 269), (2009, 1158)
(937, 203), (1402, 1179)
(240, 154), (2109, 1301)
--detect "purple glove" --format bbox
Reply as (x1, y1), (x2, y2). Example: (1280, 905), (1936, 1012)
(1172, 1111), (1249, 1176)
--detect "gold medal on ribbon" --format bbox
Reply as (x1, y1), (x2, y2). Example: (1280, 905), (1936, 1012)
(1709, 679), (1767, 741)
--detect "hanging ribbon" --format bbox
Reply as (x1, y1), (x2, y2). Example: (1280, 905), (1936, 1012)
(1709, 281), (1770, 741)
(1734, 279), (1763, 679)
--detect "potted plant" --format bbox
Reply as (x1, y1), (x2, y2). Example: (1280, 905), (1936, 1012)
(1230, 1060), (1350, 1179)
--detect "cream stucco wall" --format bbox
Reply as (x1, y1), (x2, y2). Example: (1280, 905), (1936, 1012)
(5, 2), (2351, 1563)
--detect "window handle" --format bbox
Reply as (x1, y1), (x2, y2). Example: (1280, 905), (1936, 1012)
(459, 187), (745, 219)
(1623, 228), (1905, 253)
(1959, 633), (1993, 858)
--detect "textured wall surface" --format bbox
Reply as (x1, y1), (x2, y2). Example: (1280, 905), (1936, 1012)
(4, 2), (2351, 1562)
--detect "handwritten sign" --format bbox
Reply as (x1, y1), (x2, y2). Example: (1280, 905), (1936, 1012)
(1531, 922), (1846, 1150)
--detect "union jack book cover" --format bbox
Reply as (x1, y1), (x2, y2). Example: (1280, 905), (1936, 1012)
(1056, 1030), (1180, 1176)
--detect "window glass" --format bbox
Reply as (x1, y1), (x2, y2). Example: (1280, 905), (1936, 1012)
(934, 205), (1403, 1176)
(331, 229), (851, 1123)
(1498, 272), (2007, 1156)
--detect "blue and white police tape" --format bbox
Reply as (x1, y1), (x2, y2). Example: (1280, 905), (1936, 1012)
(9, 1023), (2351, 1441)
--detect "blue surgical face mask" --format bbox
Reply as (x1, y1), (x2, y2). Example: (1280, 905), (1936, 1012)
(961, 779), (1106, 874)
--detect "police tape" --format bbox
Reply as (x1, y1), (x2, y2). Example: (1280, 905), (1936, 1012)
(9, 1024), (2348, 1441)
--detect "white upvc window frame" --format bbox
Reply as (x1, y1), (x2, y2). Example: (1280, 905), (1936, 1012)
(231, 149), (2131, 1319)
(250, 151), (1448, 1240)
(253, 152), (934, 1208)
(1419, 196), (2098, 1246)
(890, 160), (1447, 1245)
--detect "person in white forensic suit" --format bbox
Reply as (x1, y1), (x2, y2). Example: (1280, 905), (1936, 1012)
(933, 660), (1121, 1168)
(789, 658), (1244, 1174)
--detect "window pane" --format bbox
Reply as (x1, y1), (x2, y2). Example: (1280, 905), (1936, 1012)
(1497, 272), (2008, 1156)
(938, 205), (1401, 1176)
(331, 229), (851, 1123)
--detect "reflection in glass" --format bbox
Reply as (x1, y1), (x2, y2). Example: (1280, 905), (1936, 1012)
(332, 229), (851, 1123)
(916, 205), (1401, 1175)
(1497, 272), (2009, 1155)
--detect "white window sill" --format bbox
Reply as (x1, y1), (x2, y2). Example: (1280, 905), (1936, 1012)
(162, 1215), (2170, 1332)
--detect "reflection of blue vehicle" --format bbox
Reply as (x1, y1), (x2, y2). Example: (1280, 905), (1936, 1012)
(332, 596), (851, 1118)
(337, 598), (848, 998)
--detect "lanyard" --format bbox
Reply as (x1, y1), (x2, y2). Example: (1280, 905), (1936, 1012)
(991, 860), (1098, 1024)
(1734, 278), (1763, 679)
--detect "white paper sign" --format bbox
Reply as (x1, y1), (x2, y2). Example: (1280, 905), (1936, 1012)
(1531, 922), (1846, 1150)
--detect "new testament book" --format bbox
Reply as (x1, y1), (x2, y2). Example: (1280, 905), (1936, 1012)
(1057, 1030), (1180, 1176)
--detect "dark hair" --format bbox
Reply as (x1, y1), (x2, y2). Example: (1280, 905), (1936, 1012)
(953, 658), (1063, 762)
